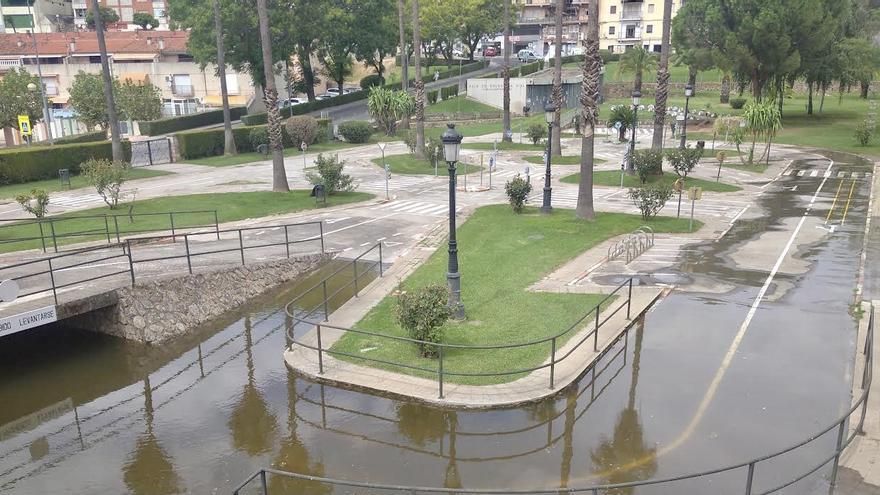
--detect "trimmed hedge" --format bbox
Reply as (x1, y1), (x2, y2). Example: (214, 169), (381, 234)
(175, 119), (329, 160)
(519, 60), (542, 77)
(427, 89), (439, 104)
(338, 120), (373, 143)
(55, 130), (107, 144)
(440, 85), (459, 100)
(241, 61), (490, 126)
(0, 140), (132, 185)
(138, 106), (248, 136)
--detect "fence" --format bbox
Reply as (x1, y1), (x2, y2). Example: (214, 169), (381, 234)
(0, 210), (220, 254)
(238, 305), (875, 495)
(130, 137), (173, 167)
(0, 221), (324, 306)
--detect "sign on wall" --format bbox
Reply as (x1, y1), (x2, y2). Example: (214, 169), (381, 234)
(0, 305), (57, 338)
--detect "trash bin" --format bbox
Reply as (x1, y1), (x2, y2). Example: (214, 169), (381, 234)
(58, 169), (70, 188)
(311, 184), (326, 205)
(696, 140), (706, 150)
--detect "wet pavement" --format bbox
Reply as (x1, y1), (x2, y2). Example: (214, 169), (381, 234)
(0, 149), (873, 494)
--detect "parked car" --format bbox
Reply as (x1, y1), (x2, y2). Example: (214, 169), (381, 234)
(326, 88), (342, 95)
(483, 46), (498, 57)
(517, 49), (539, 62)
(316, 93), (336, 100)
(342, 87), (360, 94)
(277, 97), (304, 109)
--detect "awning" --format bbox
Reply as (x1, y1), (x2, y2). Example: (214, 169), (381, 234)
(118, 72), (149, 84)
(203, 94), (248, 106)
(111, 54), (157, 61)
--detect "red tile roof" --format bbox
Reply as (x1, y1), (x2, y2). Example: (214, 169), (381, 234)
(0, 30), (190, 57)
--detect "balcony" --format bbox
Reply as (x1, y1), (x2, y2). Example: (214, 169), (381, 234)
(0, 59), (22, 70)
(620, 8), (643, 20)
(171, 84), (194, 97)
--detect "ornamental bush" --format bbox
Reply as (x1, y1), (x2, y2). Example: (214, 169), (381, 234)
(729, 98), (747, 110)
(81, 158), (130, 209)
(338, 120), (373, 143)
(628, 185), (674, 221)
(360, 74), (384, 90)
(632, 149), (663, 184)
(15, 188), (49, 218)
(526, 123), (547, 145)
(395, 284), (450, 358)
(505, 173), (532, 213)
(427, 89), (439, 104)
(248, 126), (269, 150)
(855, 120), (874, 146)
(0, 141), (131, 185)
(305, 153), (355, 194)
(285, 115), (319, 148)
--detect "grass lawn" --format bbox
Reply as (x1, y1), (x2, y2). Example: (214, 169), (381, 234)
(462, 141), (545, 151)
(523, 155), (607, 165)
(561, 170), (741, 192)
(372, 154), (483, 175)
(563, 61), (724, 85)
(330, 205), (698, 385)
(0, 190), (373, 253)
(0, 168), (173, 200)
(427, 95), (498, 115)
(184, 140), (375, 167)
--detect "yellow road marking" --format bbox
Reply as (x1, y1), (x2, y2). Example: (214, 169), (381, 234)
(842, 180), (857, 225)
(826, 180), (845, 224)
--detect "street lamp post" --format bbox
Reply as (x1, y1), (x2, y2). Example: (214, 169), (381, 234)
(628, 90), (641, 175)
(21, 30), (53, 145)
(541, 103), (556, 214)
(442, 123), (465, 320)
(680, 84), (694, 149)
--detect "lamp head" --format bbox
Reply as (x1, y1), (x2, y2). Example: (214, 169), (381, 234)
(631, 90), (642, 106)
(26, 82), (37, 92)
(544, 103), (556, 124)
(685, 84), (694, 98)
(441, 123), (463, 163)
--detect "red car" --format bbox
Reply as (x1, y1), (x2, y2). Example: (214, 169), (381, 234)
(483, 46), (497, 57)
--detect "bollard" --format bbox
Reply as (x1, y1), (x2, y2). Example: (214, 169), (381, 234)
(550, 337), (556, 389)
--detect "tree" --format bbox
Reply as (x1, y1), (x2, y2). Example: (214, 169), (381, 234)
(575, 0), (600, 221)
(81, 158), (129, 209)
(91, 0), (123, 161)
(502, 0), (512, 142)
(838, 37), (880, 99)
(457, 0), (505, 62)
(69, 71), (119, 131)
(618, 47), (658, 94)
(741, 100), (782, 165)
(117, 79), (162, 122)
(132, 12), (159, 29)
(651, 0), (673, 152)
(353, 0), (398, 80)
(213, 0), (236, 155)
(0, 68), (42, 131)
(550, 0), (563, 156)
(412, 0), (426, 158)
(85, 6), (119, 29)
(256, 0), (289, 192)
(397, 0), (409, 91)
(367, 87), (415, 135)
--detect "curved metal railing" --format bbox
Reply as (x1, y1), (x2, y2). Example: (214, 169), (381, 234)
(241, 304), (874, 495)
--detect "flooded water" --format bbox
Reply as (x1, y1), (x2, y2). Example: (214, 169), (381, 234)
(0, 151), (870, 494)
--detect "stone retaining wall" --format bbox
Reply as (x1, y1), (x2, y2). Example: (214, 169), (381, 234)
(70, 253), (330, 344)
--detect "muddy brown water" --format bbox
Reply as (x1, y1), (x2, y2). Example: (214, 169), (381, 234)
(0, 151), (872, 494)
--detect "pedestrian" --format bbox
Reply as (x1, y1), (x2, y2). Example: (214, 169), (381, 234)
(670, 120), (677, 139)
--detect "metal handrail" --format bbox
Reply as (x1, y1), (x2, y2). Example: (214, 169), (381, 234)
(0, 209), (220, 254)
(239, 304), (874, 495)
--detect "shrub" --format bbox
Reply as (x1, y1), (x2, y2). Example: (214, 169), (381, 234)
(81, 158), (130, 209)
(368, 87), (415, 135)
(427, 89), (439, 104)
(628, 185), (674, 221)
(249, 126), (269, 150)
(138, 107), (247, 135)
(729, 98), (747, 110)
(360, 74), (384, 90)
(519, 61), (542, 76)
(426, 136), (443, 168)
(0, 141), (132, 185)
(666, 146), (703, 179)
(505, 173), (532, 213)
(632, 149), (663, 184)
(15, 188), (49, 218)
(599, 49), (620, 63)
(306, 154), (355, 194)
(608, 105), (636, 141)
(55, 130), (106, 144)
(285, 116), (319, 148)
(395, 284), (450, 358)
(526, 123), (547, 145)
(403, 130), (417, 154)
(338, 120), (373, 143)
(440, 85), (459, 100)
(316, 118), (332, 143)
(856, 120), (874, 146)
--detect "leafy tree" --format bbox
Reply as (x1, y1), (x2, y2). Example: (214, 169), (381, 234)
(132, 12), (159, 29)
(15, 189), (49, 219)
(396, 284), (450, 357)
(505, 174), (532, 213)
(213, 0), (236, 155)
(367, 87), (415, 135)
(458, 0), (505, 62)
(81, 158), (130, 209)
(0, 68), (42, 130)
(86, 6), (119, 28)
(576, 0), (601, 221)
(618, 47), (658, 94)
(352, 0), (398, 79)
(837, 37), (880, 99)
(69, 71), (120, 130)
(117, 79), (162, 122)
(306, 154), (356, 194)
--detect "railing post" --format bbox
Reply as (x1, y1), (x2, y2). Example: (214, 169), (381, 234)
(47, 258), (58, 304)
(627, 278), (633, 319)
(284, 225), (291, 259)
(744, 461), (755, 495)
(594, 305), (600, 351)
(438, 345), (444, 399)
(316, 324), (324, 374)
(214, 211), (220, 240)
(238, 230), (245, 265)
(379, 242), (384, 276)
(184, 234), (193, 274)
(322, 280), (329, 322)
(319, 222), (325, 253)
(38, 221), (46, 253)
(49, 218), (57, 253)
(830, 421), (846, 487)
(169, 212), (176, 242)
(113, 214), (121, 243)
(103, 215), (111, 243)
(259, 469), (268, 495)
(859, 388), (870, 435)
(147, 139), (154, 166)
(550, 337), (556, 389)
(353, 260), (359, 296)
(126, 240), (136, 285)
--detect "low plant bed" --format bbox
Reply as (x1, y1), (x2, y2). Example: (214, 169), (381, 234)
(372, 154), (483, 175)
(561, 170), (742, 192)
(462, 141), (546, 151)
(0, 168), (172, 200)
(330, 205), (697, 385)
(522, 155), (607, 165)
(184, 140), (373, 167)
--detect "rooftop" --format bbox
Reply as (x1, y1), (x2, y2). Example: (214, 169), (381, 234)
(0, 30), (189, 57)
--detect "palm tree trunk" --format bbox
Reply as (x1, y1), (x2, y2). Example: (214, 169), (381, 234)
(575, 0), (599, 221)
(551, 0), (563, 156)
(91, 0), (122, 162)
(213, 0), (236, 156)
(807, 81), (813, 115)
(820, 83), (827, 113)
(720, 72), (731, 104)
(412, 0), (426, 158)
(861, 81), (870, 99)
(397, 0), (410, 130)
(502, 0), (512, 142)
(256, 0), (289, 192)
(651, 0), (672, 153)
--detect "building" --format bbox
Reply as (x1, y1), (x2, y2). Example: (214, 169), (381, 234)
(0, 0), (74, 34)
(512, 0), (685, 55)
(72, 0), (170, 31)
(0, 30), (255, 142)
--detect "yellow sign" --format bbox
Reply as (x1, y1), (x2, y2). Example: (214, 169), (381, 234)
(687, 186), (703, 201)
(18, 115), (31, 136)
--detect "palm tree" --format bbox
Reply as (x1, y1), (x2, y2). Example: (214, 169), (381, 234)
(618, 46), (658, 95)
(575, 0), (600, 221)
(651, 0), (673, 152)
(502, 0), (512, 142)
(397, 0), (410, 130)
(91, 0), (123, 161)
(256, 0), (289, 191)
(213, 0), (236, 156)
(412, 0), (426, 158)
(550, 0), (563, 156)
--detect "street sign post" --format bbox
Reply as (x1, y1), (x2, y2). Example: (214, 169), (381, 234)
(488, 154), (496, 190)
(687, 186), (702, 232)
(18, 115), (31, 145)
(301, 141), (308, 169)
(384, 163), (391, 200)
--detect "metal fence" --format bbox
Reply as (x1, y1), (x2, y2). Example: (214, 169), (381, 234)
(0, 210), (220, 254)
(0, 221), (324, 306)
(237, 305), (875, 495)
(130, 138), (173, 167)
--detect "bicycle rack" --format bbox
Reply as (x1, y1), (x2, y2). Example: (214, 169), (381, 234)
(607, 225), (654, 264)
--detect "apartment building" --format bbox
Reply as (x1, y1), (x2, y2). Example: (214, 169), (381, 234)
(71, 0), (170, 31)
(513, 0), (685, 55)
(0, 0), (74, 34)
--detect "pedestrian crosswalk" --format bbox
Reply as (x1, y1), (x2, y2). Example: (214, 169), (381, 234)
(784, 169), (873, 179)
(534, 188), (747, 219)
(357, 175), (435, 192)
(49, 194), (104, 208)
(371, 200), (461, 217)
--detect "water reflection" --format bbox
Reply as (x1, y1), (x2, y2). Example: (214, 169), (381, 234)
(228, 316), (278, 456)
(122, 377), (182, 495)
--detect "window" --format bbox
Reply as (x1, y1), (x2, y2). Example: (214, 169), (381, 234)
(121, 7), (133, 21)
(172, 74), (193, 96)
(648, 3), (654, 13)
(646, 24), (653, 33)
(89, 55), (103, 64)
(153, 7), (165, 17)
(178, 54), (194, 62)
(3, 14), (34, 30)
(608, 26), (615, 35)
(610, 5), (616, 14)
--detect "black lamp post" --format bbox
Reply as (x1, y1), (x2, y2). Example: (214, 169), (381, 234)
(442, 123), (465, 320)
(628, 90), (641, 174)
(541, 103), (556, 214)
(680, 84), (694, 149)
